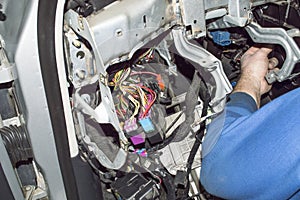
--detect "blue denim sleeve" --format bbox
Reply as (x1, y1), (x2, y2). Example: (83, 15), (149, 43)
(201, 87), (300, 200)
(225, 92), (257, 123)
(202, 92), (257, 158)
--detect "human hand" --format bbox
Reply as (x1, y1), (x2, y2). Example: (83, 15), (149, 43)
(240, 46), (276, 94)
(233, 46), (277, 107)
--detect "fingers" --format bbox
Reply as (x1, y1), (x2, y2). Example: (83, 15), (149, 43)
(243, 46), (260, 56)
(241, 47), (258, 62)
(259, 47), (273, 54)
(242, 46), (273, 60)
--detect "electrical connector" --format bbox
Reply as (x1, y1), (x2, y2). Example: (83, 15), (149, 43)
(210, 31), (231, 46)
(156, 74), (165, 91)
(130, 132), (145, 145)
(139, 117), (155, 133)
(174, 170), (188, 188)
(111, 173), (159, 200)
(124, 118), (138, 133)
(133, 148), (147, 157)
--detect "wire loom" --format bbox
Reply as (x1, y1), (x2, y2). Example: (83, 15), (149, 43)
(0, 125), (33, 166)
(110, 49), (165, 133)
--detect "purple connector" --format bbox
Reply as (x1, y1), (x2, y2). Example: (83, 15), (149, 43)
(130, 132), (145, 145)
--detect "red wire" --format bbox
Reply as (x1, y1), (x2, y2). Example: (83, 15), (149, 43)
(141, 86), (156, 118)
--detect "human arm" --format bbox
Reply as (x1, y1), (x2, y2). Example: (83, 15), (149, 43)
(201, 46), (275, 157)
(200, 45), (300, 199)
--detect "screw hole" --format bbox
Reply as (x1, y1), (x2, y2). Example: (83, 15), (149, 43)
(115, 29), (123, 37)
(76, 51), (85, 59)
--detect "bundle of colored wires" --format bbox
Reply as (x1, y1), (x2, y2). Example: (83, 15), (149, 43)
(111, 67), (131, 89)
(137, 48), (155, 62)
(114, 94), (129, 120)
(140, 86), (156, 118)
(120, 84), (141, 120)
(112, 61), (160, 122)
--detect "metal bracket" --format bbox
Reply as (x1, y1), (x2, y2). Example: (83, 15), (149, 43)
(0, 45), (17, 83)
(245, 22), (300, 83)
(65, 10), (128, 148)
(178, 0), (206, 38)
(172, 28), (232, 113)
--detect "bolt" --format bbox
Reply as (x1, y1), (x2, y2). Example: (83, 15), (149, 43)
(115, 29), (123, 37)
(25, 186), (31, 191)
(75, 69), (86, 80)
(72, 40), (81, 48)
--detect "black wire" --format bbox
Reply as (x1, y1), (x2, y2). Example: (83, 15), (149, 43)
(180, 73), (211, 199)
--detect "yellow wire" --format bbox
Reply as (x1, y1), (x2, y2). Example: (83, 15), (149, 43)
(120, 84), (140, 120)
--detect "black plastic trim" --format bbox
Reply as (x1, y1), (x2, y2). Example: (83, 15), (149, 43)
(37, 1), (79, 199)
(71, 155), (103, 200)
